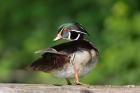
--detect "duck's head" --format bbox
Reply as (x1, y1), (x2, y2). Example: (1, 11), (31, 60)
(53, 22), (88, 41)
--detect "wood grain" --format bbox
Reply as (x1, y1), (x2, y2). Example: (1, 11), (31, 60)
(0, 84), (139, 93)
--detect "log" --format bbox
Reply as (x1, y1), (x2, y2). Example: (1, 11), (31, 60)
(0, 83), (139, 93)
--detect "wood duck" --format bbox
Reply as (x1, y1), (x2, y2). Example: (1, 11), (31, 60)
(28, 22), (99, 85)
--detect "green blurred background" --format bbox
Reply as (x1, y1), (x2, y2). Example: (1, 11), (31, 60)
(0, 0), (140, 85)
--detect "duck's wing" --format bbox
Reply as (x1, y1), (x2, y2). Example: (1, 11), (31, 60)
(28, 48), (70, 72)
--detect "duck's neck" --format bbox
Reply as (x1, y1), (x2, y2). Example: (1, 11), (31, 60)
(76, 34), (84, 40)
(69, 32), (85, 40)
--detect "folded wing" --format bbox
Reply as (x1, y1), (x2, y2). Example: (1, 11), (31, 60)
(28, 48), (69, 72)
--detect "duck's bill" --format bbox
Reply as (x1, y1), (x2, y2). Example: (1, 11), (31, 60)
(53, 36), (61, 41)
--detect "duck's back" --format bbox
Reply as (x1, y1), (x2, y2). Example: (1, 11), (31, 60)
(52, 40), (98, 55)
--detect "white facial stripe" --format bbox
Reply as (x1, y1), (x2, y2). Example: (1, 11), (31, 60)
(71, 30), (86, 34)
(60, 27), (64, 34)
(68, 32), (71, 40)
(74, 34), (80, 40)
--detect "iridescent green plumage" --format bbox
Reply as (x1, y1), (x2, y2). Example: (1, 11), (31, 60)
(58, 22), (88, 35)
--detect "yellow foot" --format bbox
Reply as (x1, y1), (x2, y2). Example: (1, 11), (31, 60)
(74, 81), (89, 86)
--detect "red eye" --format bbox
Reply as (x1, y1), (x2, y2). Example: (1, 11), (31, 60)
(63, 28), (68, 32)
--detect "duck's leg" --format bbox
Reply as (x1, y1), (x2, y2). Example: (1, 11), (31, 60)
(65, 78), (72, 85)
(70, 54), (84, 85)
(73, 65), (83, 85)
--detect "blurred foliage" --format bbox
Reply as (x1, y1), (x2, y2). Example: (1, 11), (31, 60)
(0, 0), (140, 85)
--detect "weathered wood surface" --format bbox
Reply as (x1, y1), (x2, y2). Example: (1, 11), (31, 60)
(0, 84), (139, 93)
